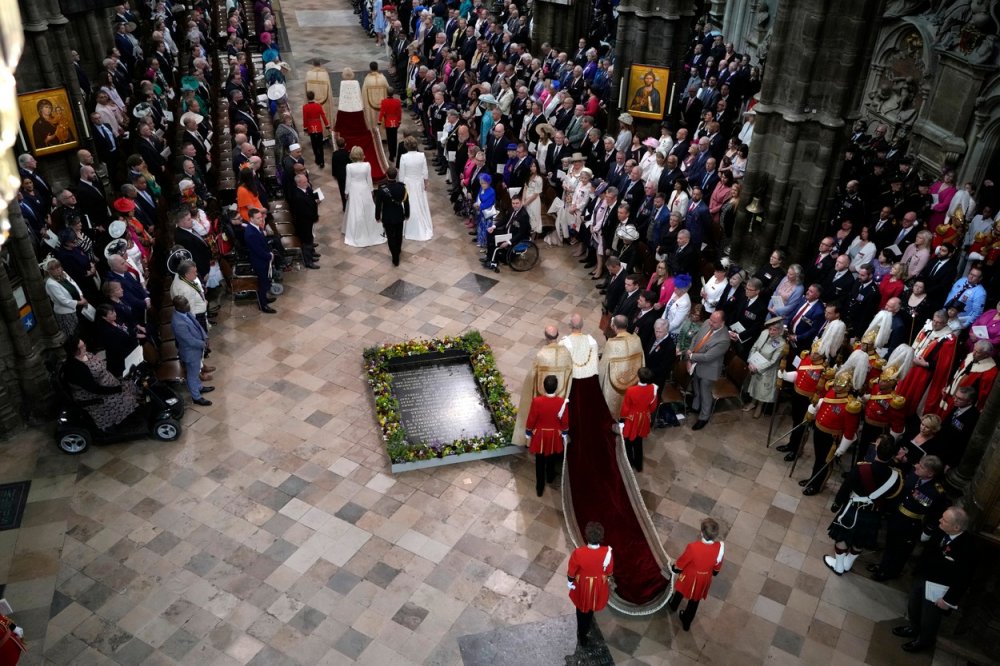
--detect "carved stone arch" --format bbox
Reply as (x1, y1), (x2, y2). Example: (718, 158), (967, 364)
(861, 17), (936, 137)
(958, 72), (1000, 184)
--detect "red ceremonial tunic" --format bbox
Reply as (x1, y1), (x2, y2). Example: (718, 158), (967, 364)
(794, 360), (826, 398)
(674, 539), (724, 601)
(620, 383), (657, 440)
(568, 544), (613, 612)
(814, 391), (861, 440)
(302, 101), (330, 134)
(526, 394), (569, 455)
(378, 96), (403, 128)
(864, 384), (906, 436)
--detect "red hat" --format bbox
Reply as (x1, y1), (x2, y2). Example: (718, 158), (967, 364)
(113, 197), (135, 213)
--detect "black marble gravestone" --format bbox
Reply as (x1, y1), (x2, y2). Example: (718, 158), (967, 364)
(388, 351), (498, 445)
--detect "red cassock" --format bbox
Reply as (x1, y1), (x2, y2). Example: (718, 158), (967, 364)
(674, 539), (724, 601)
(568, 545), (613, 612)
(935, 354), (998, 415)
(897, 331), (958, 417)
(0, 614), (26, 665)
(526, 395), (569, 455)
(620, 383), (658, 440)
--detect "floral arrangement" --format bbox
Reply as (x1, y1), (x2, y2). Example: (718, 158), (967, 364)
(363, 331), (516, 464)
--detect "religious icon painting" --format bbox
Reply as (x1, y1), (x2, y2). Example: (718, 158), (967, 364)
(626, 65), (670, 120)
(18, 87), (80, 156)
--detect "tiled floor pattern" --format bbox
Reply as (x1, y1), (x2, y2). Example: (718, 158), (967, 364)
(0, 1), (971, 664)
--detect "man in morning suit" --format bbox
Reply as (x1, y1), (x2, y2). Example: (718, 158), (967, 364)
(330, 137), (351, 212)
(684, 310), (731, 430)
(244, 208), (277, 313)
(173, 208), (213, 281)
(286, 173), (321, 269)
(374, 167), (410, 267)
(892, 507), (974, 653)
(525, 374), (569, 496)
(611, 274), (642, 324)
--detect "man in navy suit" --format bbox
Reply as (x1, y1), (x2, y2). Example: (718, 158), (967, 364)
(684, 187), (711, 250)
(106, 254), (149, 317)
(786, 284), (826, 353)
(171, 295), (215, 406)
(696, 158), (720, 200)
(244, 208), (277, 313)
(17, 153), (53, 217)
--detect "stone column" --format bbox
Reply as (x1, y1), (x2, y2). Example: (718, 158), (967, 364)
(0, 253), (53, 420)
(532, 0), (592, 52)
(6, 206), (62, 351)
(958, 383), (1000, 535)
(730, 0), (885, 268)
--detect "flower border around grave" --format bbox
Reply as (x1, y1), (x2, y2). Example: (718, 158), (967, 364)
(363, 330), (516, 464)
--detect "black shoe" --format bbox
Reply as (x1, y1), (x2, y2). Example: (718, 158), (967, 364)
(901, 640), (933, 653)
(692, 420), (707, 430)
(200, 386), (215, 393)
(783, 452), (797, 462)
(312, 250), (322, 257)
(798, 479), (809, 487)
(680, 613), (693, 631)
(260, 306), (277, 314)
(583, 261), (596, 268)
(892, 626), (918, 638)
(266, 296), (277, 303)
(866, 564), (880, 574)
(392, 259), (400, 266)
(775, 444), (794, 452)
(871, 570), (895, 583)
(193, 397), (213, 406)
(802, 486), (821, 496)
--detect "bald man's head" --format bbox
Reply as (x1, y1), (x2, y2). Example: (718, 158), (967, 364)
(544, 325), (559, 341)
(569, 313), (584, 331)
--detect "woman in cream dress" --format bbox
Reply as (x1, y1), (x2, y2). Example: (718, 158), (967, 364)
(399, 136), (433, 241)
(523, 161), (545, 236)
(343, 147), (386, 247)
(550, 153), (587, 246)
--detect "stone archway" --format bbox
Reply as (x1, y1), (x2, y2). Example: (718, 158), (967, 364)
(861, 17), (936, 138)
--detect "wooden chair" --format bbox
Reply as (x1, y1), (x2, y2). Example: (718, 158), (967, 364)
(143, 341), (184, 384)
(660, 357), (691, 405)
(712, 352), (750, 412)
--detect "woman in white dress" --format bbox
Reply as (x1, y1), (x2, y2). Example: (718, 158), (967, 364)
(523, 161), (544, 236)
(399, 136), (433, 241)
(343, 146), (386, 247)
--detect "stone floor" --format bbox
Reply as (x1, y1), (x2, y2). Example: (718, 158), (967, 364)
(0, 1), (972, 664)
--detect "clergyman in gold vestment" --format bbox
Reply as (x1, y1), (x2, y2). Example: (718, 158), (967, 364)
(598, 315), (645, 418)
(512, 325), (573, 447)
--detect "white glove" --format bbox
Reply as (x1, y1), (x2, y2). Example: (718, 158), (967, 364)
(807, 403), (818, 417)
(567, 581), (576, 590)
(614, 422), (623, 434)
(834, 436), (855, 458)
(562, 433), (568, 446)
(920, 532), (931, 543)
(781, 371), (798, 383)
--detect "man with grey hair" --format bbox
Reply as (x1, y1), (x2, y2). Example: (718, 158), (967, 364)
(683, 310), (731, 430)
(892, 506), (972, 653)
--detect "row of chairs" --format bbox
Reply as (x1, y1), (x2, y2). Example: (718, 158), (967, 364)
(659, 350), (750, 416)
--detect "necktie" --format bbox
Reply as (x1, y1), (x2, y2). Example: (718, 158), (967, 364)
(895, 228), (908, 245)
(932, 261), (943, 276)
(941, 535), (952, 548)
(692, 328), (714, 352)
(702, 174), (709, 189)
(792, 302), (810, 330)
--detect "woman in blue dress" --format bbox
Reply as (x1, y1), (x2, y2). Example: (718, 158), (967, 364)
(373, 0), (387, 47)
(476, 174), (496, 248)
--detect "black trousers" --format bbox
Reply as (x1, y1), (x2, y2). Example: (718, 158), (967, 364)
(534, 453), (558, 494)
(668, 591), (700, 622)
(334, 176), (347, 212)
(878, 514), (923, 578)
(384, 222), (403, 264)
(575, 609), (593, 642)
(807, 429), (836, 490)
(787, 393), (811, 457)
(907, 578), (948, 646)
(255, 270), (271, 309)
(624, 437), (644, 471)
(309, 131), (325, 167)
(386, 126), (398, 159)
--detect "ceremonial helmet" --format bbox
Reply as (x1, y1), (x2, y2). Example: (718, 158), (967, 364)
(831, 370), (853, 393)
(880, 344), (914, 386)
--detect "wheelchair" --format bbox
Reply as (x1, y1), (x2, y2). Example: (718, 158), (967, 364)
(483, 238), (540, 273)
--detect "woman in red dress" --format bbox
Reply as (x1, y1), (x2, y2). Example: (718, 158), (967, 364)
(669, 518), (724, 631)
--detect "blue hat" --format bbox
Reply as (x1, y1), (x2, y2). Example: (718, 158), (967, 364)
(551, 80), (560, 89)
(674, 273), (692, 289)
(506, 143), (517, 150)
(479, 173), (492, 184)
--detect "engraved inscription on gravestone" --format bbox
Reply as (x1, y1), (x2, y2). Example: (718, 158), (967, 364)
(389, 354), (498, 445)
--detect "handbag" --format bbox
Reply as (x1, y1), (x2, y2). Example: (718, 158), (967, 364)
(483, 205), (498, 219)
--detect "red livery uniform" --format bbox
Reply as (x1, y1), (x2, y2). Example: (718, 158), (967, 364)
(863, 383), (906, 439)
(620, 382), (657, 440)
(302, 101), (331, 135)
(777, 353), (829, 461)
(793, 356), (827, 398)
(568, 544), (613, 612)
(526, 395), (569, 455)
(937, 352), (997, 413)
(802, 386), (862, 493)
(377, 96), (403, 129)
(0, 613), (26, 665)
(673, 539), (724, 601)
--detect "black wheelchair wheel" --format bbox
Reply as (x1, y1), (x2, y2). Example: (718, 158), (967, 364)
(508, 241), (539, 272)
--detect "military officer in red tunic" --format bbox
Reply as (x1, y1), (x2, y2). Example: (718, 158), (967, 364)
(619, 367), (658, 472)
(669, 517), (724, 631)
(525, 375), (570, 497)
(567, 521), (613, 646)
(775, 321), (844, 462)
(859, 346), (912, 459)
(802, 369), (862, 496)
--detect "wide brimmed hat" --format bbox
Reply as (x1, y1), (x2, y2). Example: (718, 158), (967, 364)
(569, 152), (586, 162)
(618, 112), (634, 125)
(180, 111), (204, 125)
(108, 220), (128, 237)
(535, 123), (554, 137)
(267, 83), (286, 100)
(181, 75), (200, 92)
(479, 93), (497, 105)
(642, 137), (659, 149)
(765, 316), (784, 327)
(132, 102), (153, 119)
(112, 197), (135, 213)
(616, 224), (640, 242)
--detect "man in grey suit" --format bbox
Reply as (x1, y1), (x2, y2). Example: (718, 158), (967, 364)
(682, 310), (731, 430)
(171, 295), (214, 406)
